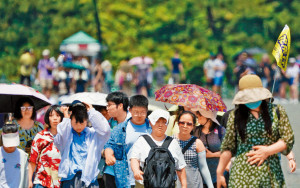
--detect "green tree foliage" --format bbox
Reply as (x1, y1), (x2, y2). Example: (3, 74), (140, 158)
(0, 0), (299, 81)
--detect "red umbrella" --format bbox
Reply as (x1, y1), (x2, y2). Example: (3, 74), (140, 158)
(155, 84), (227, 112)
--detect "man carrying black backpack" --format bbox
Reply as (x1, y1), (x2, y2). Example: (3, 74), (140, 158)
(130, 109), (187, 188)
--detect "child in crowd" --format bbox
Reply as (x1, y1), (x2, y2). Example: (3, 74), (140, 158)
(54, 100), (111, 188)
(0, 122), (28, 188)
(130, 109), (187, 188)
(104, 95), (151, 188)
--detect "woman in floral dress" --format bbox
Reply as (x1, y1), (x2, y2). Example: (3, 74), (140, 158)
(217, 75), (294, 187)
(28, 105), (63, 188)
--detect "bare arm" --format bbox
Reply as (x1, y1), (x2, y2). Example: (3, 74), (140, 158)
(104, 148), (116, 166)
(176, 168), (187, 188)
(217, 151), (232, 188)
(28, 162), (36, 188)
(130, 158), (144, 180)
(206, 150), (221, 158)
(287, 151), (296, 173)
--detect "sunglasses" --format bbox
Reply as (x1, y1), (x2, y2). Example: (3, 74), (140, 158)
(2, 124), (18, 134)
(178, 121), (194, 127)
(20, 106), (33, 111)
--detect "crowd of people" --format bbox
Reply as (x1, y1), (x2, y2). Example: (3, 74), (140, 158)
(0, 73), (296, 188)
(19, 48), (300, 104)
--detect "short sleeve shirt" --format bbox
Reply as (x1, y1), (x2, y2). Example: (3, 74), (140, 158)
(29, 129), (61, 188)
(130, 134), (186, 170)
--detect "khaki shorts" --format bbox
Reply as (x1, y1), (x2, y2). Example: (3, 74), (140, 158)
(40, 79), (53, 89)
(135, 181), (144, 188)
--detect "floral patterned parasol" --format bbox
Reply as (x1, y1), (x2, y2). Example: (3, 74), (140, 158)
(155, 84), (227, 112)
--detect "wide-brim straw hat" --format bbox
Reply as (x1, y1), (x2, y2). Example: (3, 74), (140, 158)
(233, 74), (273, 104)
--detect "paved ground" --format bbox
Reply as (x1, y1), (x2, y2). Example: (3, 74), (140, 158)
(149, 98), (300, 187)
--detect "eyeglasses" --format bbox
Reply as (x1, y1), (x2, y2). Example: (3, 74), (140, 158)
(20, 106), (33, 112)
(106, 103), (118, 108)
(178, 121), (193, 127)
(132, 112), (147, 117)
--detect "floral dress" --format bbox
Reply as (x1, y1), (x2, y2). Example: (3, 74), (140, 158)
(221, 104), (294, 187)
(29, 129), (61, 188)
(13, 119), (44, 152)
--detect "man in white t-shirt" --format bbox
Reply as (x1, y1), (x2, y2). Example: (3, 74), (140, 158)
(286, 57), (299, 104)
(213, 53), (226, 94)
(0, 123), (28, 188)
(130, 109), (187, 188)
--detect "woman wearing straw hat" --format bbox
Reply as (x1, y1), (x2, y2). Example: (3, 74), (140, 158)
(216, 74), (294, 187)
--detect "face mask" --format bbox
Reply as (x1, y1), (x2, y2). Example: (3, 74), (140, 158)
(245, 101), (262, 109)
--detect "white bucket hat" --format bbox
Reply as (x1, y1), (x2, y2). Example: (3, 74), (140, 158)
(148, 109), (170, 125)
(233, 74), (273, 104)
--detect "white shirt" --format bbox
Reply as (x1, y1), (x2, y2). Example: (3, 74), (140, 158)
(130, 134), (186, 184)
(213, 59), (226, 77)
(286, 64), (299, 78)
(203, 59), (215, 79)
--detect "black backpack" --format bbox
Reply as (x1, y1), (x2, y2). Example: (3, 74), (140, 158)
(142, 135), (176, 188)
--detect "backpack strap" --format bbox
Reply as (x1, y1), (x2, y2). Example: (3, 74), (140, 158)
(161, 136), (173, 149)
(142, 135), (157, 148)
(182, 136), (197, 154)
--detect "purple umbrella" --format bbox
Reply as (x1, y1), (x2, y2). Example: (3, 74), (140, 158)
(0, 83), (52, 113)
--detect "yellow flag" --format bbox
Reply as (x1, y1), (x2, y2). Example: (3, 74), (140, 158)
(272, 25), (291, 71)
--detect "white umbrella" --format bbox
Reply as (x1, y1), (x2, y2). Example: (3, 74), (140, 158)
(61, 92), (107, 107)
(129, 56), (154, 65)
(0, 84), (52, 113)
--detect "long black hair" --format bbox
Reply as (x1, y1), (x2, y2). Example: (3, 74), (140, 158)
(234, 100), (272, 142)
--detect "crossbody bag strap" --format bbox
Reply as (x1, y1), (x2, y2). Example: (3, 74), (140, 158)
(182, 136), (197, 154)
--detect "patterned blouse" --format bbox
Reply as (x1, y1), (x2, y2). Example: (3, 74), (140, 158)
(174, 136), (198, 169)
(221, 103), (294, 187)
(29, 129), (61, 188)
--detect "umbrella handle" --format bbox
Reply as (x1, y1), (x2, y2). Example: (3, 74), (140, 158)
(8, 113), (13, 121)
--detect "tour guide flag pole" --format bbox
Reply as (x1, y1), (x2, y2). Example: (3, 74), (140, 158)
(270, 25), (291, 98)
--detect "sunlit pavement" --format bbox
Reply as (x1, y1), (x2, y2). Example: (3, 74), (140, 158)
(149, 98), (300, 187)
